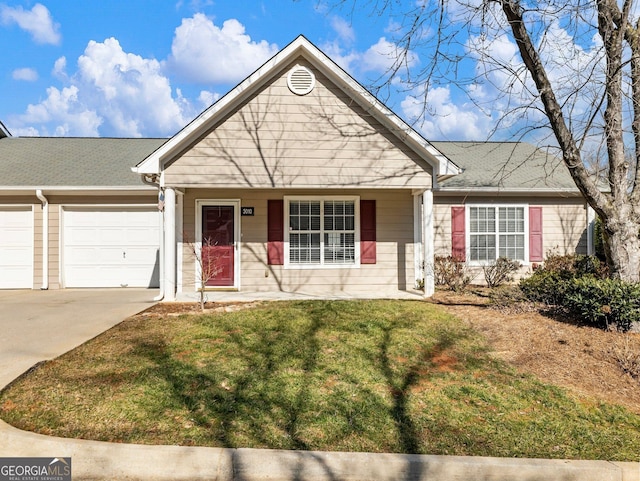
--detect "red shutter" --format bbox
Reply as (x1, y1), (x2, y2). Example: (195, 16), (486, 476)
(529, 206), (543, 262)
(451, 206), (466, 261)
(267, 199), (284, 265)
(360, 200), (376, 264)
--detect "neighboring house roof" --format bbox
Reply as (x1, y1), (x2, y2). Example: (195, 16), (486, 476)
(432, 141), (579, 192)
(134, 35), (461, 179)
(0, 137), (166, 189)
(0, 121), (10, 138)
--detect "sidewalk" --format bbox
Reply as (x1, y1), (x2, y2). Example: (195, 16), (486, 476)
(1, 422), (637, 481)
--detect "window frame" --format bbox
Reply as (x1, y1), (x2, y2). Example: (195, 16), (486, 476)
(466, 204), (529, 265)
(284, 195), (361, 269)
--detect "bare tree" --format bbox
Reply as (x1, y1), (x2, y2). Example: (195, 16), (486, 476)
(184, 234), (223, 311)
(331, 0), (640, 282)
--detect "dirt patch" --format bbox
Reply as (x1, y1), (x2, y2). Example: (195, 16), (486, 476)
(137, 301), (262, 316)
(429, 289), (640, 413)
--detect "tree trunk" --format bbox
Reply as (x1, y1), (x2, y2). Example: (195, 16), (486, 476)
(604, 216), (640, 282)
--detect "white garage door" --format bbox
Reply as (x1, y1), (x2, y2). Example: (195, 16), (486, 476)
(0, 207), (33, 289)
(63, 207), (160, 288)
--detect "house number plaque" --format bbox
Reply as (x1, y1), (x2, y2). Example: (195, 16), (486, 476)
(241, 207), (255, 216)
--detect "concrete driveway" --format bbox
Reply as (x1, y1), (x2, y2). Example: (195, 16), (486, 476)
(0, 288), (158, 388)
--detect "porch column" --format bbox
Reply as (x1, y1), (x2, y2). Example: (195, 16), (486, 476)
(422, 189), (435, 297)
(164, 187), (176, 301)
(413, 192), (424, 288)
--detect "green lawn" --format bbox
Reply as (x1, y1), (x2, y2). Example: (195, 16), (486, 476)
(1, 300), (639, 460)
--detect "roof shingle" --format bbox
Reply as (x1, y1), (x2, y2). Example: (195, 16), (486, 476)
(0, 137), (166, 187)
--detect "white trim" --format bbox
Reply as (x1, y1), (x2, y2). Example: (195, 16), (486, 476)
(587, 204), (596, 256)
(465, 203), (530, 266)
(0, 204), (34, 289)
(283, 195), (360, 270)
(133, 36), (460, 178)
(195, 199), (241, 290)
(59, 203), (159, 288)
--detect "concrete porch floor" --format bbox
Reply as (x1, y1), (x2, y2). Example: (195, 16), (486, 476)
(173, 288), (427, 303)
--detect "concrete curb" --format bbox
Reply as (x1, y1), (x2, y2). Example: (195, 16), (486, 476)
(2, 421), (638, 481)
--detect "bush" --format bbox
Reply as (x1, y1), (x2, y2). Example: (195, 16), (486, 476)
(434, 255), (471, 291)
(564, 277), (640, 332)
(519, 269), (570, 306)
(519, 251), (639, 332)
(483, 257), (522, 288)
(519, 252), (607, 306)
(488, 286), (536, 313)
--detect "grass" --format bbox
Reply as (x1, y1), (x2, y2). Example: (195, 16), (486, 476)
(1, 299), (639, 460)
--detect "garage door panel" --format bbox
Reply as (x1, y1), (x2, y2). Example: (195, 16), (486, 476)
(63, 208), (160, 288)
(0, 208), (33, 289)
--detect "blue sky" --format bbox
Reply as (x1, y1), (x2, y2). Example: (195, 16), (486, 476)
(1, 0), (498, 140)
(1, 0), (599, 144)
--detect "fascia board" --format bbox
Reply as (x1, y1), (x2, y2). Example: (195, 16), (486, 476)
(134, 38), (311, 175)
(0, 186), (156, 195)
(435, 187), (582, 195)
(305, 46), (461, 178)
(135, 35), (461, 179)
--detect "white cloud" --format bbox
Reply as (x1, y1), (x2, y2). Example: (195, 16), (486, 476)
(361, 37), (419, 73)
(13, 37), (199, 137)
(331, 16), (355, 45)
(401, 86), (490, 140)
(52, 56), (67, 79)
(0, 3), (60, 45)
(75, 38), (190, 136)
(165, 15), (278, 83)
(12, 67), (38, 81)
(198, 90), (220, 108)
(19, 85), (102, 136)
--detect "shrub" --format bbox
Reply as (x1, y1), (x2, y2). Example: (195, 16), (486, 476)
(611, 337), (640, 379)
(519, 252), (607, 306)
(519, 270), (570, 306)
(564, 277), (640, 332)
(483, 257), (522, 288)
(488, 286), (537, 314)
(434, 255), (471, 291)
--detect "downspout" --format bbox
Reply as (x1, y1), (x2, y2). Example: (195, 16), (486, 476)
(35, 189), (48, 290)
(141, 174), (165, 301)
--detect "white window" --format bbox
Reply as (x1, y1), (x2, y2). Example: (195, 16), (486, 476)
(469, 205), (526, 262)
(286, 197), (359, 268)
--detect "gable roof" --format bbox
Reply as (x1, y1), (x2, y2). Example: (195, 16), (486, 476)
(133, 35), (460, 180)
(432, 141), (579, 192)
(0, 137), (166, 189)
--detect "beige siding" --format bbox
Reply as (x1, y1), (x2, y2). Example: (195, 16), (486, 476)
(180, 188), (419, 296)
(432, 195), (588, 283)
(165, 58), (432, 189)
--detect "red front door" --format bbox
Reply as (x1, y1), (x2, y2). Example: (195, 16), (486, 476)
(201, 205), (235, 287)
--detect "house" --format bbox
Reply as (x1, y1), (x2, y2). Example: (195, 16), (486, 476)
(0, 36), (592, 299)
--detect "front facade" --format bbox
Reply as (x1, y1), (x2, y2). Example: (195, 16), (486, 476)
(0, 37), (592, 298)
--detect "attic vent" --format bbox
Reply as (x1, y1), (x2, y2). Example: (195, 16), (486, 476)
(287, 65), (315, 95)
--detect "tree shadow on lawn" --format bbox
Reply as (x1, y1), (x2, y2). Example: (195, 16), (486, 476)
(126, 301), (469, 479)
